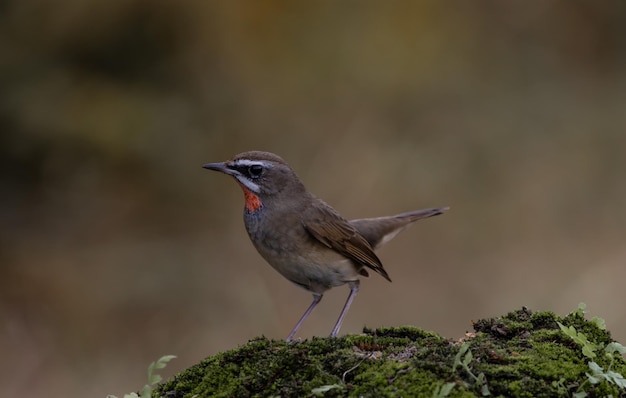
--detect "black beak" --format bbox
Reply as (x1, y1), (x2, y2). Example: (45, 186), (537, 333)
(202, 162), (237, 176)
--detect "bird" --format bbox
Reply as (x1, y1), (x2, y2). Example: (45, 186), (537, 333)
(203, 151), (448, 341)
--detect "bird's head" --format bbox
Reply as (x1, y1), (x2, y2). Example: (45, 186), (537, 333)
(203, 151), (306, 212)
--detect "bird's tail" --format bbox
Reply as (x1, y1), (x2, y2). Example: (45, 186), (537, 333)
(393, 207), (450, 222)
(350, 206), (449, 250)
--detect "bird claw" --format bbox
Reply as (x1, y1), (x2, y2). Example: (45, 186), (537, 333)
(286, 337), (302, 345)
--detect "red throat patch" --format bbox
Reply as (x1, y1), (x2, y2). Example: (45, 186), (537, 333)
(239, 185), (263, 213)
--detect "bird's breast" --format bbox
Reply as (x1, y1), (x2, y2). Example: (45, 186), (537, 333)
(242, 208), (361, 294)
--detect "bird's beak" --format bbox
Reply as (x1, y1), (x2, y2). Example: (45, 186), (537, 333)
(202, 161), (238, 176)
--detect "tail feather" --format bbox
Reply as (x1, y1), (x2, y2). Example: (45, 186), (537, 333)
(394, 207), (450, 222)
(350, 207), (449, 250)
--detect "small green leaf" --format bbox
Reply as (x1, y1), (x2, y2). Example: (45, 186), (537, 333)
(586, 373), (601, 384)
(138, 384), (152, 398)
(146, 355), (176, 386)
(557, 322), (575, 338)
(432, 382), (457, 398)
(439, 382), (456, 396)
(591, 317), (606, 330)
(311, 384), (343, 396)
(558, 322), (598, 358)
(582, 345), (597, 359)
(606, 370), (626, 388)
(572, 392), (588, 398)
(147, 355), (177, 377)
(154, 355), (177, 369)
(107, 355), (176, 398)
(149, 374), (162, 385)
(588, 361), (603, 373)
(462, 348), (473, 367)
(453, 343), (469, 371)
(605, 342), (626, 355)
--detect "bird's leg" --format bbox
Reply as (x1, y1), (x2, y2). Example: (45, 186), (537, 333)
(286, 294), (323, 342)
(330, 280), (360, 338)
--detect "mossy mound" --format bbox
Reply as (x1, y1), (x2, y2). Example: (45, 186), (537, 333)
(154, 307), (626, 397)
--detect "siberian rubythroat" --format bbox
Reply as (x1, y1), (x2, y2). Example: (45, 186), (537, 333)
(203, 151), (448, 341)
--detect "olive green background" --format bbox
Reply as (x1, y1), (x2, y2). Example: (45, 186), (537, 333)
(2, 2), (625, 397)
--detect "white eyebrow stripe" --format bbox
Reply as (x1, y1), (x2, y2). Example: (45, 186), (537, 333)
(232, 159), (273, 168)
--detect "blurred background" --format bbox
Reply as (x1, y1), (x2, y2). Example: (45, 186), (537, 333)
(2, 1), (626, 396)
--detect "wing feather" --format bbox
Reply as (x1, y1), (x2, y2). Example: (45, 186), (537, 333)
(302, 204), (391, 281)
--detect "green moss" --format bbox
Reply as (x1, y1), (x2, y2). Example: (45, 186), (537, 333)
(153, 308), (626, 397)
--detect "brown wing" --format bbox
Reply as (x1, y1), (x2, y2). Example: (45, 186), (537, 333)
(302, 203), (391, 282)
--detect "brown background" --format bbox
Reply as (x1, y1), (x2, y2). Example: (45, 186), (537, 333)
(2, 2), (625, 397)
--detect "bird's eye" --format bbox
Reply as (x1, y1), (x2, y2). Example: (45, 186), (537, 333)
(249, 164), (263, 178)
